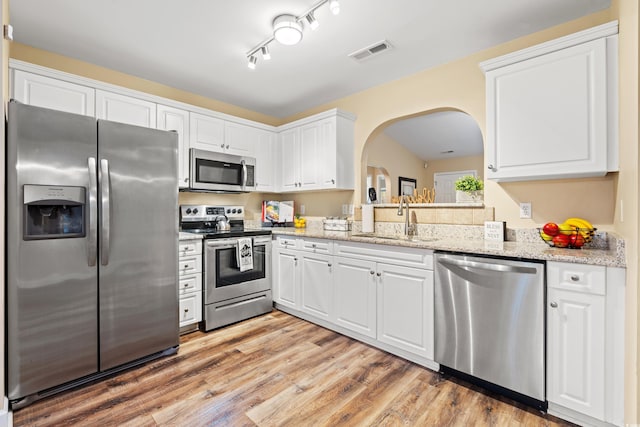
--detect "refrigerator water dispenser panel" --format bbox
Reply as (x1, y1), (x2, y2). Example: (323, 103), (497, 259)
(23, 184), (86, 240)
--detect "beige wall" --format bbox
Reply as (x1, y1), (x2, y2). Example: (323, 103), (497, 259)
(424, 155), (484, 191)
(365, 132), (430, 199)
(5, 2), (639, 422)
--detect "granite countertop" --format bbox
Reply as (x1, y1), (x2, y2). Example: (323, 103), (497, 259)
(267, 227), (626, 268)
(179, 232), (203, 241)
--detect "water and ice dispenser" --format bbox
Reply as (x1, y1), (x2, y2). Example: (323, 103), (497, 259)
(23, 184), (86, 240)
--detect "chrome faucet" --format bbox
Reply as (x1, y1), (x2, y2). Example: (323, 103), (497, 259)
(397, 195), (413, 235)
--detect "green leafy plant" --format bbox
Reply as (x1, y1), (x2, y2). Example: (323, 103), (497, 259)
(454, 175), (484, 193)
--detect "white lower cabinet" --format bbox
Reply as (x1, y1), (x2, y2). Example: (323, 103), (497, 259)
(546, 261), (625, 427)
(377, 263), (434, 359)
(300, 252), (333, 321)
(333, 257), (377, 338)
(178, 239), (203, 330)
(273, 236), (434, 365)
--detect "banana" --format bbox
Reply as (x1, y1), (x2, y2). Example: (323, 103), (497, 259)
(565, 217), (594, 230)
(564, 217), (594, 242)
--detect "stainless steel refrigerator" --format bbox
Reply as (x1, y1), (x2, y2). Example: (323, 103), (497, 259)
(7, 101), (180, 407)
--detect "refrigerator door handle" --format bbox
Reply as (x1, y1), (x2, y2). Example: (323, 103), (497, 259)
(100, 158), (111, 266)
(87, 157), (98, 266)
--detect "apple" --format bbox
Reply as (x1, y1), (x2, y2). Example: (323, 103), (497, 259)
(542, 222), (559, 236)
(569, 233), (586, 248)
(552, 234), (570, 248)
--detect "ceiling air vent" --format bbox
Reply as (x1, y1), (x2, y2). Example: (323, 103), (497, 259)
(348, 40), (392, 62)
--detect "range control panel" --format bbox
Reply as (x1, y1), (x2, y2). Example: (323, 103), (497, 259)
(180, 205), (244, 222)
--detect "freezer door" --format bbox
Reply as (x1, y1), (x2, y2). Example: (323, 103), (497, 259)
(98, 120), (179, 370)
(7, 102), (99, 400)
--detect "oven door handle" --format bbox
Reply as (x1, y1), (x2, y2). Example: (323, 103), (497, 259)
(206, 241), (237, 250)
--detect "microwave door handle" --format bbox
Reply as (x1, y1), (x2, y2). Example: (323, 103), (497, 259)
(241, 159), (247, 190)
(87, 157), (98, 266)
(100, 158), (111, 266)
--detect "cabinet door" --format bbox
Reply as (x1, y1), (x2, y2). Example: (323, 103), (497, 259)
(300, 252), (333, 321)
(377, 263), (434, 359)
(255, 129), (277, 191)
(279, 128), (300, 191)
(179, 291), (202, 327)
(547, 288), (605, 419)
(273, 248), (299, 310)
(333, 257), (376, 338)
(318, 118), (338, 188)
(299, 122), (322, 190)
(157, 104), (190, 188)
(224, 122), (256, 157)
(13, 70), (95, 116)
(486, 38), (609, 181)
(189, 112), (225, 152)
(96, 90), (156, 127)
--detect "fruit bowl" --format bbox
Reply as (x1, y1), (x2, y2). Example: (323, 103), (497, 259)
(538, 227), (596, 249)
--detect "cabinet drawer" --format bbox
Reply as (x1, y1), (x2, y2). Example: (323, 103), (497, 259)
(336, 242), (433, 270)
(179, 240), (202, 256)
(547, 261), (606, 295)
(178, 255), (202, 276)
(301, 238), (333, 254)
(179, 291), (202, 327)
(179, 273), (202, 295)
(275, 236), (301, 249)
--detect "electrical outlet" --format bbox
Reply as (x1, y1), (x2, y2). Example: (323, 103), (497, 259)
(299, 204), (305, 215)
(348, 204), (354, 215)
(519, 202), (532, 219)
(342, 204), (348, 215)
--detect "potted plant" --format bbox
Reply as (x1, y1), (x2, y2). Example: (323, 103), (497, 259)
(454, 175), (484, 203)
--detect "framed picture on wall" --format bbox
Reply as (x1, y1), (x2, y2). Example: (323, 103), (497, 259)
(398, 176), (417, 196)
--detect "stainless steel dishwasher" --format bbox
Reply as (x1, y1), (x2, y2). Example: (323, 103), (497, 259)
(434, 253), (545, 405)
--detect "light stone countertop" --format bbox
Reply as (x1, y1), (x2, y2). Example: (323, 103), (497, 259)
(179, 232), (203, 241)
(267, 227), (626, 268)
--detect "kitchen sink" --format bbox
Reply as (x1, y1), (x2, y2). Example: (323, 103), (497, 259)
(351, 233), (438, 243)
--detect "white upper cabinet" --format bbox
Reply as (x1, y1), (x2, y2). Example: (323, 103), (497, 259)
(157, 105), (190, 188)
(12, 69), (95, 116)
(277, 109), (356, 192)
(224, 122), (257, 157)
(254, 129), (278, 192)
(480, 22), (618, 182)
(189, 112), (225, 153)
(96, 90), (157, 128)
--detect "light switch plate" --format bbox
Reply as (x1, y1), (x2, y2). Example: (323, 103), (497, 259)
(519, 202), (532, 219)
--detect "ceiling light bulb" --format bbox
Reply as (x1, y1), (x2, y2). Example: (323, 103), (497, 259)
(306, 13), (319, 30)
(329, 0), (340, 15)
(261, 46), (271, 60)
(273, 14), (303, 46)
(247, 55), (257, 70)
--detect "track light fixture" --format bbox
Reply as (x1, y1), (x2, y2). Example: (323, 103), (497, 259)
(245, 0), (340, 69)
(247, 55), (257, 70)
(306, 12), (319, 30)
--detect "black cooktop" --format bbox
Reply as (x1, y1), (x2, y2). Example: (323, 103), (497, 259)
(181, 228), (272, 239)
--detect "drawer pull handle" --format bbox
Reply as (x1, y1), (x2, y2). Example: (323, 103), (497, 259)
(327, 263), (332, 267)
(570, 275), (580, 282)
(183, 283), (189, 287)
(370, 270), (375, 275)
(376, 273), (381, 277)
(312, 244), (317, 248)
(184, 308), (189, 313)
(550, 302), (558, 308)
(184, 264), (189, 269)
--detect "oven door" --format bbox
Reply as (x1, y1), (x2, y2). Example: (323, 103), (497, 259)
(204, 236), (271, 304)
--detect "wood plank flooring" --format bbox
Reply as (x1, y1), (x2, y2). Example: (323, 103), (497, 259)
(13, 310), (574, 426)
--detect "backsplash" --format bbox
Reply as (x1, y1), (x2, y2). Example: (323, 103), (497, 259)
(354, 205), (495, 225)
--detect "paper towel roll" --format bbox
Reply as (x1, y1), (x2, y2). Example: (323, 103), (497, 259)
(362, 204), (374, 233)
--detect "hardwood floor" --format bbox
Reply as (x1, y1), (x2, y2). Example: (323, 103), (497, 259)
(13, 310), (573, 426)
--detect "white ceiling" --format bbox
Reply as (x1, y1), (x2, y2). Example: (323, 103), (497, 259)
(10, 0), (611, 159)
(384, 111), (484, 161)
(11, 0), (610, 120)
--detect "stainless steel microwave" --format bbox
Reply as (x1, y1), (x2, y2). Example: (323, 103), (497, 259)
(189, 148), (256, 192)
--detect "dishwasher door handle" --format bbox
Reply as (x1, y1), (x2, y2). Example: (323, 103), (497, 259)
(438, 257), (539, 275)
